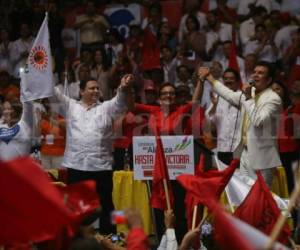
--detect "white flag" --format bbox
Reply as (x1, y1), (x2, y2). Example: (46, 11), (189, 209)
(229, 213), (290, 250)
(214, 156), (289, 211)
(63, 73), (69, 97)
(20, 13), (54, 102)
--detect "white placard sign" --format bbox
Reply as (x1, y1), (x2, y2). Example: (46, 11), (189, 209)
(133, 136), (194, 180)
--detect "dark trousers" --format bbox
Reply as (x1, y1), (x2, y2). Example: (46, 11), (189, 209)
(280, 151), (299, 194)
(67, 168), (116, 235)
(280, 151), (299, 227)
(217, 152), (234, 165)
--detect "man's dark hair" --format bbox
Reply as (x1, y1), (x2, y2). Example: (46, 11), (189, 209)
(251, 6), (267, 17)
(256, 61), (274, 79)
(158, 82), (176, 96)
(186, 14), (200, 31)
(79, 78), (98, 91)
(223, 68), (241, 82)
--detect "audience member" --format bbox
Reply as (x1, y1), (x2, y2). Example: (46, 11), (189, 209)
(73, 0), (109, 51)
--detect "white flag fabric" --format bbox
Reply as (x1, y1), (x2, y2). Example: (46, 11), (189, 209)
(229, 213), (290, 250)
(20, 13), (54, 102)
(63, 73), (69, 97)
(214, 156), (289, 211)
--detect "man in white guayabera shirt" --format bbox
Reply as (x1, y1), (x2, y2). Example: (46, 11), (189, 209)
(53, 74), (133, 234)
(0, 100), (34, 160)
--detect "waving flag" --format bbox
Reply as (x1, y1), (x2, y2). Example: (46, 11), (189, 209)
(150, 129), (174, 210)
(214, 156), (289, 212)
(210, 200), (289, 250)
(20, 13), (54, 102)
(177, 159), (239, 209)
(234, 172), (291, 244)
(0, 157), (73, 245)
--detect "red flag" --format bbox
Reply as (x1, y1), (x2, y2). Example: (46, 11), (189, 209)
(211, 201), (255, 250)
(140, 28), (161, 71)
(200, 0), (210, 13)
(195, 153), (206, 176)
(228, 31), (242, 88)
(177, 159), (239, 208)
(150, 130), (174, 210)
(185, 154), (206, 229)
(228, 34), (240, 72)
(57, 180), (100, 223)
(234, 172), (291, 244)
(0, 157), (74, 245)
(40, 181), (101, 250)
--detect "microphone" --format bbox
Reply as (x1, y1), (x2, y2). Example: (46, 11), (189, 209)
(248, 79), (255, 86)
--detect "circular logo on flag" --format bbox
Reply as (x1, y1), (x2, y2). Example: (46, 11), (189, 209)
(29, 45), (48, 71)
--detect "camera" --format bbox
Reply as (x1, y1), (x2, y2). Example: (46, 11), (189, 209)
(111, 234), (120, 243)
(111, 210), (127, 224)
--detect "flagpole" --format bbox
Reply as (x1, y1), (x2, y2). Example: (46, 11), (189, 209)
(163, 179), (171, 210)
(265, 174), (300, 250)
(197, 210), (209, 229)
(192, 205), (198, 229)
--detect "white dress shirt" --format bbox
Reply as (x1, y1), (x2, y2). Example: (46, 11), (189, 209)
(54, 87), (126, 171)
(157, 229), (178, 250)
(0, 103), (33, 160)
(243, 40), (277, 63)
(274, 25), (299, 58)
(205, 23), (232, 58)
(239, 18), (255, 46)
(206, 95), (241, 152)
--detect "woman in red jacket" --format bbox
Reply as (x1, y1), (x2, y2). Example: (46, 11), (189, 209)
(129, 71), (205, 242)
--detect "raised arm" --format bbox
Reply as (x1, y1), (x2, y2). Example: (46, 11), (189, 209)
(102, 74), (134, 117)
(191, 67), (204, 103)
(198, 67), (243, 108)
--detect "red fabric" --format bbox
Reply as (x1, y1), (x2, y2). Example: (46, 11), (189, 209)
(286, 47), (300, 88)
(127, 227), (149, 250)
(195, 153), (206, 176)
(140, 28), (161, 71)
(185, 154), (206, 229)
(133, 103), (193, 135)
(161, 1), (183, 29)
(0, 157), (74, 245)
(113, 112), (147, 148)
(200, 0), (210, 13)
(150, 129), (174, 210)
(216, 7), (237, 24)
(177, 159), (239, 208)
(211, 201), (255, 250)
(278, 103), (300, 153)
(40, 116), (66, 156)
(234, 172), (291, 244)
(184, 105), (205, 139)
(228, 31), (242, 88)
(185, 154), (206, 250)
(57, 180), (100, 223)
(228, 32), (240, 73)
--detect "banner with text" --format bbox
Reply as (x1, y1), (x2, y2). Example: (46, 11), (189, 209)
(133, 136), (194, 180)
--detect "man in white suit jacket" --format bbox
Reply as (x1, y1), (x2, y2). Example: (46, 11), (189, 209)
(199, 61), (282, 187)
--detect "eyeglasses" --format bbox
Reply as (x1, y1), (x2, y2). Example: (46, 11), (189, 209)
(160, 91), (176, 96)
